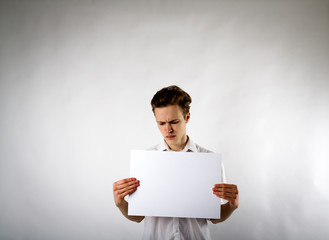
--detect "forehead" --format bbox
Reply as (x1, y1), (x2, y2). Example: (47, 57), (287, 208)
(154, 105), (184, 120)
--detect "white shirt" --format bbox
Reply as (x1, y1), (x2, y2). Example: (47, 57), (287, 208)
(142, 137), (226, 240)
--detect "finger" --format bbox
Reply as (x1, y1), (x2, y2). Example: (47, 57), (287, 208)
(114, 185), (139, 200)
(213, 186), (236, 191)
(117, 187), (138, 199)
(116, 189), (136, 199)
(212, 188), (237, 195)
(213, 183), (237, 189)
(214, 192), (237, 198)
(213, 187), (238, 197)
(114, 181), (139, 191)
(116, 182), (140, 195)
(115, 178), (137, 186)
(213, 184), (238, 193)
(214, 194), (237, 201)
(213, 189), (237, 196)
(113, 178), (139, 191)
(213, 191), (238, 199)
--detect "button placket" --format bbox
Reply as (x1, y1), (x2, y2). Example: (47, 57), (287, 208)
(173, 217), (180, 239)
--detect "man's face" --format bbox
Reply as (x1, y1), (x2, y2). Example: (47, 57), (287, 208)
(154, 104), (190, 151)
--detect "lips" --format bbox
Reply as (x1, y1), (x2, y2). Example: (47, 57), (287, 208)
(166, 135), (176, 139)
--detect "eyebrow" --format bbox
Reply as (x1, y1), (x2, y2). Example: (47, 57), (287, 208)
(157, 119), (180, 124)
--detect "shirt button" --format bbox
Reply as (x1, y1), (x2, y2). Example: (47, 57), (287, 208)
(176, 230), (179, 233)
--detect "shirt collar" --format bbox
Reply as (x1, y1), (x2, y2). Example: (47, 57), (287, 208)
(159, 136), (198, 152)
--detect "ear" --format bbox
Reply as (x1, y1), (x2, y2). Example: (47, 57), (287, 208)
(185, 112), (190, 123)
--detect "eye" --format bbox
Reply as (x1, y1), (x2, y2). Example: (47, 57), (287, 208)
(159, 122), (165, 126)
(171, 120), (179, 124)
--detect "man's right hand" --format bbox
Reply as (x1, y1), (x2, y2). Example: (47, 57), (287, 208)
(113, 177), (140, 208)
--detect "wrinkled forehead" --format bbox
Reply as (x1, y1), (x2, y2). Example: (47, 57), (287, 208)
(153, 105), (185, 121)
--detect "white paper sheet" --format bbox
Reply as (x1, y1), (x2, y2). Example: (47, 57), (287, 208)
(128, 150), (222, 219)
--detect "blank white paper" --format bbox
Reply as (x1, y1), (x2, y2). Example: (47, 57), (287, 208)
(128, 150), (222, 219)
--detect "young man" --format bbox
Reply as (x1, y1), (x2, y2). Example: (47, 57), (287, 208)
(113, 85), (239, 239)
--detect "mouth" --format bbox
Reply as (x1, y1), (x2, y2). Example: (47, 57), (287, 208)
(166, 135), (176, 139)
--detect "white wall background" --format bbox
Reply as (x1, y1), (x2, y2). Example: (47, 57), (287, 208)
(1, 0), (329, 239)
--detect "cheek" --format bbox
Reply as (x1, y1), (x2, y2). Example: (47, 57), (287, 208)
(173, 124), (180, 132)
(177, 124), (185, 132)
(158, 126), (165, 133)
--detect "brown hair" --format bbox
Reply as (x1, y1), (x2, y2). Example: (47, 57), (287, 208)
(151, 85), (192, 116)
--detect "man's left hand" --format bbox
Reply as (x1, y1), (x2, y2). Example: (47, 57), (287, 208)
(213, 183), (239, 209)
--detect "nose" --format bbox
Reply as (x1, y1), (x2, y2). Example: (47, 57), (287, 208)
(166, 123), (173, 133)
